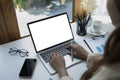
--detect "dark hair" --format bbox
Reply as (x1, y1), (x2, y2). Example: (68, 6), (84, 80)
(114, 0), (120, 13)
(104, 26), (120, 64)
(104, 0), (120, 64)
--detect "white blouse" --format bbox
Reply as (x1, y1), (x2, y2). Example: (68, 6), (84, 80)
(60, 54), (120, 80)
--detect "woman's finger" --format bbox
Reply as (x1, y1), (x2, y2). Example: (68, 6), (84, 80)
(50, 52), (55, 59)
(56, 52), (60, 56)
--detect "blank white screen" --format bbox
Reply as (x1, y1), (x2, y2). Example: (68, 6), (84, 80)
(29, 14), (73, 52)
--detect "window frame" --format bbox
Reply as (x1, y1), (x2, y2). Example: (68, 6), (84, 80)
(0, 0), (20, 44)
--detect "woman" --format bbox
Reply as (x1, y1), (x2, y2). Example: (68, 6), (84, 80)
(49, 0), (120, 80)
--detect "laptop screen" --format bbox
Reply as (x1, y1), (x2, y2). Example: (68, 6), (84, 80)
(28, 13), (74, 52)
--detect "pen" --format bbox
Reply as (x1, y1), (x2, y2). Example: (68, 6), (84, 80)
(83, 39), (93, 53)
(71, 49), (73, 61)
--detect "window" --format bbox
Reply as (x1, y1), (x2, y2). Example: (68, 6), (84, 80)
(0, 0), (20, 44)
(14, 0), (73, 37)
(94, 0), (108, 15)
(14, 0), (108, 37)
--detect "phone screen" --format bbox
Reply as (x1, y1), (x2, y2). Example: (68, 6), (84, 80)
(19, 58), (37, 77)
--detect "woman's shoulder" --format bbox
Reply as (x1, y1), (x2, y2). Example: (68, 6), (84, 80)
(90, 63), (120, 80)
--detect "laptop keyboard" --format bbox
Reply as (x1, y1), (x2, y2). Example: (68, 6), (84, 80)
(40, 42), (71, 63)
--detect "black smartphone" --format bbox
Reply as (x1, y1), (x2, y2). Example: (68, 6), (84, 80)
(19, 58), (37, 78)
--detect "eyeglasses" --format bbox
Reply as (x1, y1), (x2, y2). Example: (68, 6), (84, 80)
(8, 47), (29, 57)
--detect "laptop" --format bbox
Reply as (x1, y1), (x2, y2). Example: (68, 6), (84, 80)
(28, 13), (81, 74)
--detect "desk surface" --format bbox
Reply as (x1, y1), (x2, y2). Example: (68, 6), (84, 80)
(0, 22), (113, 80)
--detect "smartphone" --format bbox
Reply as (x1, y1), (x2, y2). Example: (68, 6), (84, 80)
(19, 58), (37, 78)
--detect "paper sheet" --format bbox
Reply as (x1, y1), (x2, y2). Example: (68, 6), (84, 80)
(84, 36), (108, 54)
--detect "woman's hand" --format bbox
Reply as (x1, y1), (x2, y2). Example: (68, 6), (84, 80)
(49, 52), (68, 77)
(67, 44), (88, 60)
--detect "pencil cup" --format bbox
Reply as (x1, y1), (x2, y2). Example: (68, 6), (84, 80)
(77, 19), (87, 36)
(76, 14), (91, 36)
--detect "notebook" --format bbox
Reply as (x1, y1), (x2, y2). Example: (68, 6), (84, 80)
(28, 13), (81, 74)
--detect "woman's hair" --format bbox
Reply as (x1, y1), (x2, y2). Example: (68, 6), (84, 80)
(114, 0), (120, 13)
(104, 26), (120, 64)
(104, 0), (120, 64)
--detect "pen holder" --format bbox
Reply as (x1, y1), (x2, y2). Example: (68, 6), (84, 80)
(77, 19), (87, 36)
(76, 14), (91, 36)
